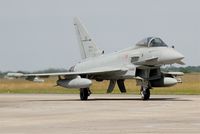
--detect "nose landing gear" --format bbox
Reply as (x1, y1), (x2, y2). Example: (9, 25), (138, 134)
(140, 86), (150, 100)
(80, 88), (91, 100)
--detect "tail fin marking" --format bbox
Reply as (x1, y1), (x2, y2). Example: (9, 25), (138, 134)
(74, 17), (103, 59)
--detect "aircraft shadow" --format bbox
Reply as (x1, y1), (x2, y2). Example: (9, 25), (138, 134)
(28, 97), (191, 102)
(88, 98), (191, 101)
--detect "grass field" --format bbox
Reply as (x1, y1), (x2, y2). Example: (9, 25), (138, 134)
(0, 73), (199, 94)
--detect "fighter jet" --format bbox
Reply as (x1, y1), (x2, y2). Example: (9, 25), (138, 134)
(7, 17), (184, 100)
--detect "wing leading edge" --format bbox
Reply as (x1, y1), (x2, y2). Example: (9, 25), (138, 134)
(7, 68), (127, 79)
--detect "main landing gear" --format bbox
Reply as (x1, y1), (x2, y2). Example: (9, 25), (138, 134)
(80, 88), (91, 100)
(79, 81), (151, 101)
(140, 86), (151, 100)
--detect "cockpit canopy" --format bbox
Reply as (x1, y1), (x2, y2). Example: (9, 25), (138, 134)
(136, 37), (168, 47)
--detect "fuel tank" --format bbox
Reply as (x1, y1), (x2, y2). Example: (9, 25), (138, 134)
(57, 76), (92, 88)
(150, 77), (178, 87)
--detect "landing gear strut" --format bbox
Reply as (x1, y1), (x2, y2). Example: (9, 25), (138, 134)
(140, 85), (151, 100)
(80, 88), (91, 100)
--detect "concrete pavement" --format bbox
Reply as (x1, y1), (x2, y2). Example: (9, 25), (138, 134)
(0, 94), (199, 134)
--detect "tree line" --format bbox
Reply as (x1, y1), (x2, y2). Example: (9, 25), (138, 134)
(161, 66), (200, 73)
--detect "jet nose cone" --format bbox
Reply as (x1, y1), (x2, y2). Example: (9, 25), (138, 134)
(159, 48), (184, 65)
(174, 51), (184, 60)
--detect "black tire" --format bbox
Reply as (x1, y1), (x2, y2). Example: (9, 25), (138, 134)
(80, 88), (89, 100)
(140, 87), (150, 100)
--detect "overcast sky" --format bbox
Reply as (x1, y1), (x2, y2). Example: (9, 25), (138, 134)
(0, 0), (199, 71)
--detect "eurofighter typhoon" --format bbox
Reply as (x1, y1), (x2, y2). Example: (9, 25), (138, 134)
(7, 18), (184, 100)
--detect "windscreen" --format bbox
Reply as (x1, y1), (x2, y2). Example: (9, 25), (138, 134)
(149, 38), (168, 47)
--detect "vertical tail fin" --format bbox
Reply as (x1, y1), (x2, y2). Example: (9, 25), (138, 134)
(74, 17), (103, 59)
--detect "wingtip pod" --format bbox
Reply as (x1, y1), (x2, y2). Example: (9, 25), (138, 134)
(7, 72), (24, 78)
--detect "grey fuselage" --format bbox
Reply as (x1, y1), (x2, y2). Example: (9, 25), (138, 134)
(73, 45), (184, 80)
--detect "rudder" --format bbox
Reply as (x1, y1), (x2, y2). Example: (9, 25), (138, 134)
(74, 17), (103, 59)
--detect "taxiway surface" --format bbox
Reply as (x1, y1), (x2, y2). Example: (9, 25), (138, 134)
(0, 94), (199, 134)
